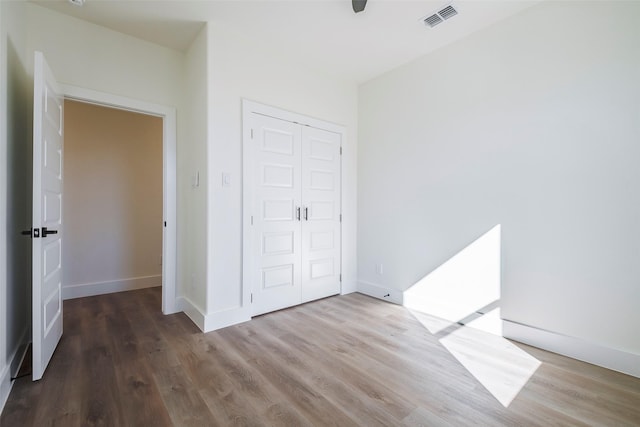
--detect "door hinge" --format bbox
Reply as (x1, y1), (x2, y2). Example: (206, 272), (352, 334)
(250, 215), (254, 225)
(339, 214), (342, 222)
(164, 221), (167, 227)
(340, 146), (342, 155)
(251, 129), (254, 139)
(251, 293), (253, 303)
(339, 274), (342, 282)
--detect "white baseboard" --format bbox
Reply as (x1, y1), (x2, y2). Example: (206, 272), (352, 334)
(0, 328), (29, 415)
(177, 296), (206, 331)
(341, 279), (358, 295)
(503, 320), (640, 378)
(177, 297), (251, 333)
(204, 307), (251, 333)
(63, 275), (161, 300)
(357, 280), (404, 305)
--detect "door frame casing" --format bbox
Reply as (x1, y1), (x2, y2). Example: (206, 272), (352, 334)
(242, 99), (346, 316)
(62, 84), (178, 315)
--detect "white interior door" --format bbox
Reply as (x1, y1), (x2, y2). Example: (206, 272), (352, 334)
(301, 126), (342, 302)
(32, 51), (64, 381)
(250, 114), (302, 316)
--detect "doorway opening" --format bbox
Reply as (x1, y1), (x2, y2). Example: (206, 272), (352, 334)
(62, 86), (177, 315)
(63, 100), (162, 302)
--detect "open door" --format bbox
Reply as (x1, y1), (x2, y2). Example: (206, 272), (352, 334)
(32, 51), (64, 381)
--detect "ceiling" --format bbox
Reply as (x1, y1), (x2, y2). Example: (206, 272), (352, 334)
(30, 0), (538, 84)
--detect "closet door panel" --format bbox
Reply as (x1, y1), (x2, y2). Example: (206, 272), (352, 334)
(251, 114), (303, 316)
(301, 126), (342, 303)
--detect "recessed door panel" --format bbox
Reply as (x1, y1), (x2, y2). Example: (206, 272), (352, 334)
(263, 232), (295, 256)
(262, 264), (294, 289)
(44, 138), (62, 177)
(43, 287), (61, 335)
(309, 201), (334, 221)
(262, 164), (294, 188)
(309, 138), (335, 161)
(310, 258), (334, 280)
(43, 240), (61, 279)
(263, 128), (295, 156)
(43, 192), (61, 223)
(263, 199), (294, 221)
(310, 231), (334, 251)
(310, 170), (334, 191)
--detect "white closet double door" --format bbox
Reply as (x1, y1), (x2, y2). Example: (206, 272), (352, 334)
(249, 113), (341, 316)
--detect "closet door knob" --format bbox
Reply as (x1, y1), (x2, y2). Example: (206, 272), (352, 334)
(304, 207), (308, 221)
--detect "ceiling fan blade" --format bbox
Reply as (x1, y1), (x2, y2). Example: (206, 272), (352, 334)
(352, 0), (367, 13)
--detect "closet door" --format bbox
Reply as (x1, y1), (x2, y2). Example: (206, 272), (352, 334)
(250, 114), (303, 316)
(301, 126), (342, 303)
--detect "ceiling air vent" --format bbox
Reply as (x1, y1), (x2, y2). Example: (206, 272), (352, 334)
(424, 14), (444, 28)
(438, 5), (458, 20)
(423, 4), (458, 28)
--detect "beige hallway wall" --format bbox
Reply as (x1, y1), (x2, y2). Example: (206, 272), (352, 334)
(63, 100), (163, 296)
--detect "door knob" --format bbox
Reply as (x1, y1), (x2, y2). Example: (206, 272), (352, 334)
(42, 227), (58, 237)
(21, 229), (32, 236)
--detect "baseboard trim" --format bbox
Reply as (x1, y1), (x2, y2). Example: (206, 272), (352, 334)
(340, 279), (358, 295)
(176, 297), (251, 333)
(357, 280), (404, 305)
(204, 307), (251, 333)
(0, 328), (29, 415)
(503, 319), (640, 378)
(177, 296), (206, 332)
(63, 275), (161, 300)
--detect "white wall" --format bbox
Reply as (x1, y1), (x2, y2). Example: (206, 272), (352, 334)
(205, 23), (358, 328)
(178, 24), (208, 321)
(63, 100), (163, 298)
(0, 0), (30, 411)
(358, 1), (640, 368)
(25, 4), (183, 107)
(23, 4), (203, 310)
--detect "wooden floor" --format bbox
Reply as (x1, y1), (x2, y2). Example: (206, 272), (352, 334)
(1, 288), (639, 426)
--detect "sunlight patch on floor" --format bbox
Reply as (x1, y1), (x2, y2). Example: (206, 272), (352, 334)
(465, 307), (502, 335)
(410, 308), (540, 407)
(439, 321), (540, 407)
(403, 225), (501, 334)
(403, 224), (540, 407)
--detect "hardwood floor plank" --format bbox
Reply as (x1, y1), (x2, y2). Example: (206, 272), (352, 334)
(239, 319), (402, 426)
(79, 323), (126, 426)
(272, 307), (521, 426)
(217, 326), (360, 426)
(152, 364), (221, 427)
(113, 356), (174, 427)
(260, 313), (416, 421)
(2, 288), (640, 427)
